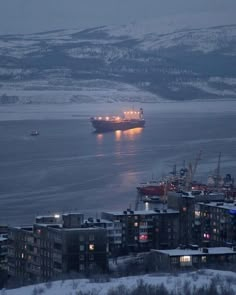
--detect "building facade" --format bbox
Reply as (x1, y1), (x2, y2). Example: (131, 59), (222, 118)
(168, 192), (195, 246)
(199, 201), (236, 247)
(101, 209), (179, 255)
(150, 247), (236, 271)
(8, 213), (108, 284)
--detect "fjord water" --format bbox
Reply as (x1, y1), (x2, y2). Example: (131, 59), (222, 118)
(0, 101), (236, 225)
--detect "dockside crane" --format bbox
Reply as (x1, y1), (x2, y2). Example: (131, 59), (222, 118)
(185, 150), (202, 190)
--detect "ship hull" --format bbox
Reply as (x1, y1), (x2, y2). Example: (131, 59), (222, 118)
(91, 119), (145, 132)
(137, 185), (165, 196)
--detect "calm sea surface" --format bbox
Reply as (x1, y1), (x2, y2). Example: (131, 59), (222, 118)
(0, 101), (236, 225)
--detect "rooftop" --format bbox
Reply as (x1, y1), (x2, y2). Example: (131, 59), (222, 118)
(153, 247), (236, 256)
(104, 209), (179, 216)
(86, 218), (113, 224)
(199, 202), (236, 211)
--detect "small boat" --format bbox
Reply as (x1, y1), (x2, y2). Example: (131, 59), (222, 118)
(30, 130), (40, 136)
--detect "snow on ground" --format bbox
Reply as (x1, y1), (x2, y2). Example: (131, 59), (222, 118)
(140, 25), (236, 53)
(209, 77), (236, 86)
(0, 79), (163, 104)
(185, 81), (236, 96)
(4, 269), (236, 295)
(105, 12), (236, 39)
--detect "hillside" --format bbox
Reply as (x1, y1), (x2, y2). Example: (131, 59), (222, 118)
(5, 269), (236, 295)
(0, 12), (236, 104)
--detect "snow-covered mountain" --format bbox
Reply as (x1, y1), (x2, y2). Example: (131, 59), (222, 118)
(0, 12), (236, 104)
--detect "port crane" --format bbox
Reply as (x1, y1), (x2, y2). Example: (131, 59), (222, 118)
(185, 150), (202, 190)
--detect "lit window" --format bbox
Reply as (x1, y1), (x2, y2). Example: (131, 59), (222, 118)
(134, 222), (138, 227)
(89, 244), (95, 251)
(203, 233), (210, 239)
(139, 234), (148, 241)
(195, 211), (200, 217)
(180, 256), (191, 263)
(180, 256), (192, 266)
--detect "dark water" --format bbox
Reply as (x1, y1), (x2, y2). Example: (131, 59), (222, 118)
(0, 103), (236, 225)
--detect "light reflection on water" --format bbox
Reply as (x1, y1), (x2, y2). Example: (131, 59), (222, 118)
(122, 128), (143, 140)
(115, 128), (144, 141)
(96, 133), (104, 144)
(115, 130), (122, 141)
(95, 128), (143, 144)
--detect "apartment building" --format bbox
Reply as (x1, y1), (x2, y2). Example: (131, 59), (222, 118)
(152, 208), (179, 249)
(85, 218), (122, 256)
(168, 192), (195, 246)
(199, 201), (236, 247)
(8, 213), (108, 283)
(101, 208), (179, 255)
(0, 234), (7, 271)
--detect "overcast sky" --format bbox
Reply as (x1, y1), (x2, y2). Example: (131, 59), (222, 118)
(0, 0), (235, 34)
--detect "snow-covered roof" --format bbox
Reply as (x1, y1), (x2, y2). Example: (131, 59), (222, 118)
(12, 226), (33, 231)
(60, 227), (105, 232)
(103, 209), (179, 216)
(0, 235), (7, 242)
(153, 247), (236, 256)
(85, 219), (113, 224)
(199, 202), (236, 210)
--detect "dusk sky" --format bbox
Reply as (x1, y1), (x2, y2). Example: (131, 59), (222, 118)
(0, 0), (235, 34)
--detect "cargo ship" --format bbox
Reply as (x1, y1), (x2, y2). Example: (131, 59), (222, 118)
(90, 108), (145, 132)
(137, 180), (175, 196)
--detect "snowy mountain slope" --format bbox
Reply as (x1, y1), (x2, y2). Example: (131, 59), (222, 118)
(0, 12), (236, 104)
